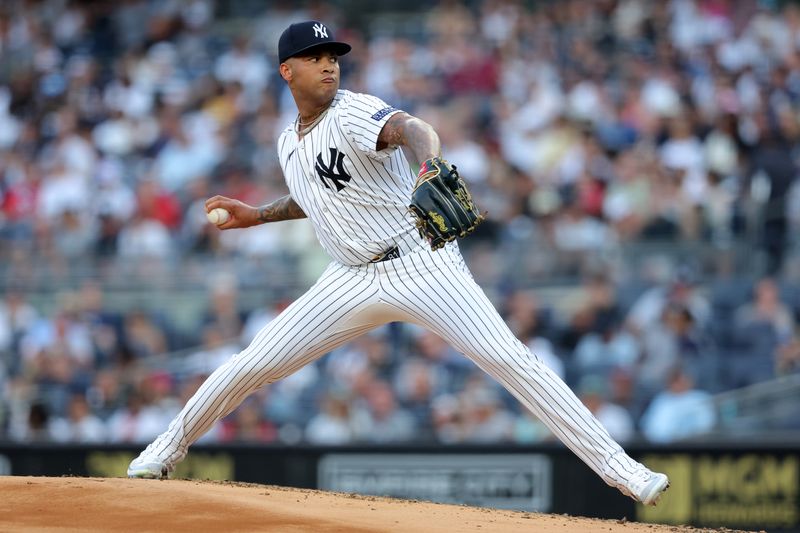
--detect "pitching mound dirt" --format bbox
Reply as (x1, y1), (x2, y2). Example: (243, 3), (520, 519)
(1, 476), (714, 532)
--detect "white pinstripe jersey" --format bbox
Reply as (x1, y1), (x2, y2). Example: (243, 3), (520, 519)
(277, 90), (422, 266)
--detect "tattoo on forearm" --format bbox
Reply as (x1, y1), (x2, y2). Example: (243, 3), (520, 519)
(379, 114), (441, 165)
(257, 195), (307, 223)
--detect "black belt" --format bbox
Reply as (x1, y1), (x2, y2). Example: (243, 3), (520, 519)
(370, 245), (401, 263)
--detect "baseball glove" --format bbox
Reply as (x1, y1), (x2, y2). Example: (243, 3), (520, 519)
(409, 157), (484, 251)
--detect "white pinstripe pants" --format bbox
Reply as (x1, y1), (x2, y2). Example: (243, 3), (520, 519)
(145, 244), (641, 486)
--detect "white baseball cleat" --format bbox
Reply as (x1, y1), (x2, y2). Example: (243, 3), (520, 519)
(127, 457), (172, 479)
(623, 469), (670, 506)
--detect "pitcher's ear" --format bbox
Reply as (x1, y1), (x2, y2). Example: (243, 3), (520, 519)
(280, 62), (292, 82)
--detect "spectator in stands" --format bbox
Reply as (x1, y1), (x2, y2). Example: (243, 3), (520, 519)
(73, 281), (122, 368)
(133, 178), (183, 231)
(16, 402), (53, 442)
(430, 393), (464, 444)
(214, 36), (270, 101)
(576, 375), (634, 444)
(120, 310), (169, 362)
(50, 392), (106, 443)
(116, 210), (173, 261)
(393, 357), (442, 429)
(640, 366), (716, 444)
(744, 109), (798, 275)
(220, 395), (277, 443)
(776, 337), (800, 376)
(305, 389), (355, 445)
(459, 385), (515, 443)
(412, 328), (474, 389)
(85, 368), (125, 422)
(352, 380), (416, 443)
(602, 150), (653, 241)
(573, 310), (639, 377)
(639, 302), (716, 393)
(0, 156), (40, 249)
(606, 367), (647, 423)
(138, 371), (180, 426)
(702, 113), (741, 248)
(626, 264), (710, 334)
(51, 208), (95, 260)
(106, 390), (166, 443)
(36, 157), (90, 225)
(0, 290), (39, 373)
(31, 350), (89, 420)
(735, 277), (796, 343)
(152, 114), (222, 194)
(551, 193), (617, 275)
(200, 273), (246, 343)
(94, 165), (134, 256)
(19, 294), (94, 370)
(263, 362), (320, 431)
(503, 289), (555, 343)
(326, 329), (396, 390)
(728, 277), (796, 387)
(659, 114), (707, 238)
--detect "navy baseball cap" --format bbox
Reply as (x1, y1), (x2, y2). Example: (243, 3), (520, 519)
(278, 21), (351, 64)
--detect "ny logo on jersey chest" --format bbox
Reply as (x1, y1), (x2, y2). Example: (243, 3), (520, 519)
(315, 148), (352, 192)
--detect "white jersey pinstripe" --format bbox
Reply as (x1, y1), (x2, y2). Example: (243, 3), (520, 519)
(135, 89), (653, 495)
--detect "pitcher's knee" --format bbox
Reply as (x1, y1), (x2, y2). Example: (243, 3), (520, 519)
(216, 351), (286, 389)
(466, 340), (535, 371)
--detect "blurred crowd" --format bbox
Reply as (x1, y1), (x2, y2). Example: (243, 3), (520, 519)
(2, 0), (800, 446)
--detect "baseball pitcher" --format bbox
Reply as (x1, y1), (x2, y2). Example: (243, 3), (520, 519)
(128, 21), (669, 506)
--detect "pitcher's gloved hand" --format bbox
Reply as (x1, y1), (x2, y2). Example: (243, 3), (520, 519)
(408, 157), (485, 251)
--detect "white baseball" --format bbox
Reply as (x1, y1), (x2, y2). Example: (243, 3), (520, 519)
(207, 208), (230, 225)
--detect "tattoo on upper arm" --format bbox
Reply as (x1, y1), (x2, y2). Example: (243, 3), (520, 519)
(257, 195), (307, 223)
(377, 112), (440, 164)
(377, 113), (409, 149)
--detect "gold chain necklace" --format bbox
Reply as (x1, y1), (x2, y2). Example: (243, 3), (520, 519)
(295, 109), (328, 135)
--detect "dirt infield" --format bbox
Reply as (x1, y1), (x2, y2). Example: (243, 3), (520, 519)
(0, 476), (716, 532)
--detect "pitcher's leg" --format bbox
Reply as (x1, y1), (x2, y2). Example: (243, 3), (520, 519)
(383, 249), (668, 503)
(130, 264), (382, 474)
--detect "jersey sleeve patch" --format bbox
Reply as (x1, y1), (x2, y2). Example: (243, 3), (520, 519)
(371, 106), (397, 121)
(339, 91), (401, 161)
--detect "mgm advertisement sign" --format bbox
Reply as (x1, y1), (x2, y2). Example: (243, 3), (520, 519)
(638, 452), (799, 531)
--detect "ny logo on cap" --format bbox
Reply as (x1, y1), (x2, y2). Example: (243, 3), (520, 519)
(313, 23), (328, 38)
